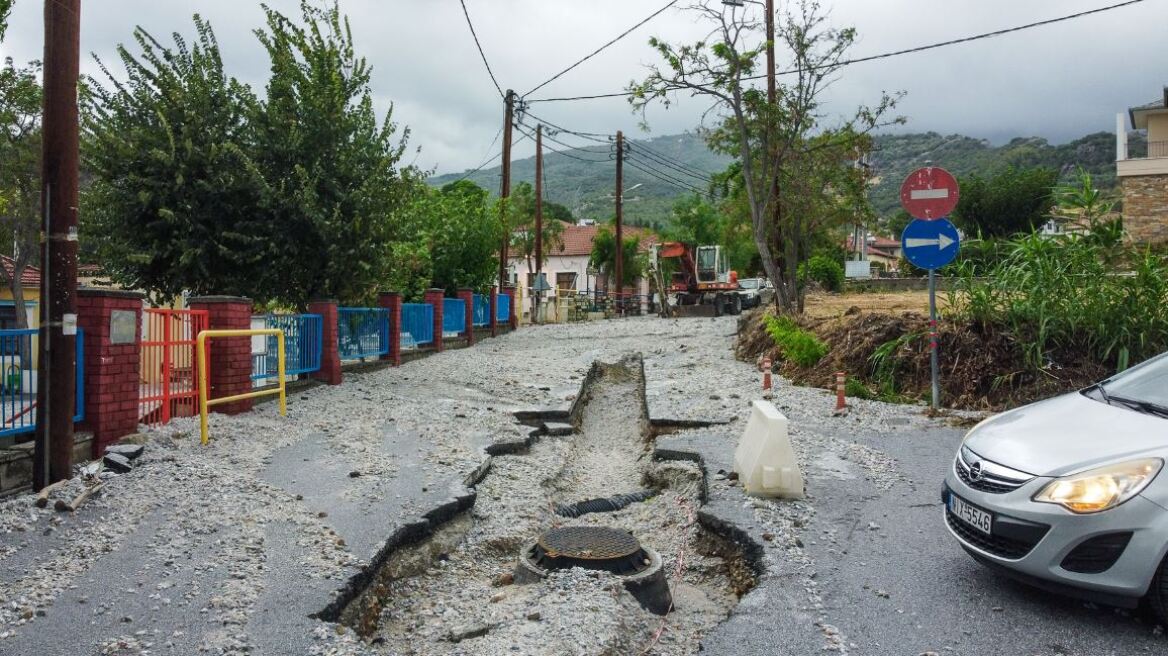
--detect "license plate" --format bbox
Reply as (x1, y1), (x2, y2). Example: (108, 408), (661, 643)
(949, 493), (993, 536)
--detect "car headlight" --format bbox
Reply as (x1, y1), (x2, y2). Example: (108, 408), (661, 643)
(1033, 459), (1163, 514)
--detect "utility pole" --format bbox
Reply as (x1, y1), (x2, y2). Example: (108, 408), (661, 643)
(614, 130), (624, 315)
(533, 124), (543, 324)
(35, 0), (81, 489)
(498, 89), (515, 289)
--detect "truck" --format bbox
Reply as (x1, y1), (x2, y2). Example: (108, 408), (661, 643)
(649, 242), (743, 316)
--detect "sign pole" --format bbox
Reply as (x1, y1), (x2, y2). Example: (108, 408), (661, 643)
(928, 269), (940, 409)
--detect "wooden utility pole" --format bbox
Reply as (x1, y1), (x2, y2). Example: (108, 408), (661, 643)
(35, 0), (81, 489)
(614, 130), (624, 313)
(533, 124), (543, 323)
(498, 89), (515, 289)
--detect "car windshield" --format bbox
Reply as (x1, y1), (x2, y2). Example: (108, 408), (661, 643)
(1096, 353), (1168, 416)
(740, 280), (758, 289)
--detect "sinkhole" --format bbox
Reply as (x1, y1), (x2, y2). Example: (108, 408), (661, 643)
(320, 354), (760, 655)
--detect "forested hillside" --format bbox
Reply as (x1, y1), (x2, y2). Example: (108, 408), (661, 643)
(431, 130), (1136, 229)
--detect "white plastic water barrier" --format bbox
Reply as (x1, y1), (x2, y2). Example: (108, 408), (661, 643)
(733, 400), (805, 499)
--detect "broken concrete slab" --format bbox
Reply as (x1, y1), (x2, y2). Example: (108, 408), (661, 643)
(102, 452), (133, 474)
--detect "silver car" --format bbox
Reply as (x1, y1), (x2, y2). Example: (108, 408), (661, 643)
(943, 352), (1168, 620)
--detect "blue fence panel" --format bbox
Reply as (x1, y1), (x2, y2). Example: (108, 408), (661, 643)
(252, 314), (323, 382)
(0, 328), (83, 438)
(401, 303), (434, 350)
(442, 298), (466, 337)
(496, 295), (511, 323)
(472, 294), (489, 327)
(337, 308), (390, 361)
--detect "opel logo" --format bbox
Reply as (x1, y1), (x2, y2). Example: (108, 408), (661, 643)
(969, 461), (984, 481)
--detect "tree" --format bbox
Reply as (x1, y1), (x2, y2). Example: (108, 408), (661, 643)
(84, 18), (271, 305)
(252, 1), (414, 306)
(631, 0), (899, 313)
(0, 0), (12, 41)
(951, 166), (1058, 238)
(506, 181), (566, 280)
(427, 180), (500, 294)
(1053, 167), (1121, 244)
(0, 58), (42, 328)
(590, 225), (643, 291)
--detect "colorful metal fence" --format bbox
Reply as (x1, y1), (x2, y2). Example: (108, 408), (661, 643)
(252, 314), (322, 383)
(400, 303), (434, 350)
(496, 295), (511, 323)
(0, 328), (84, 437)
(337, 307), (389, 361)
(140, 309), (208, 428)
(442, 298), (466, 337)
(472, 294), (489, 327)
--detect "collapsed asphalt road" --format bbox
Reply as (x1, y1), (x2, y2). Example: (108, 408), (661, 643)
(0, 315), (1164, 655)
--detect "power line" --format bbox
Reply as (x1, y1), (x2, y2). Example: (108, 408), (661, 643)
(625, 155), (714, 198)
(526, 0), (1147, 103)
(521, 109), (613, 143)
(513, 122), (611, 164)
(452, 129), (533, 184)
(519, 120), (615, 162)
(628, 143), (712, 182)
(459, 0), (505, 99)
(522, 0), (680, 99)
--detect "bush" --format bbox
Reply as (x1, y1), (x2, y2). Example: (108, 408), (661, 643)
(765, 315), (829, 367)
(948, 232), (1168, 371)
(799, 255), (845, 292)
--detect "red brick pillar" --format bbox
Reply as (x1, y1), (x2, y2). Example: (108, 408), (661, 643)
(489, 288), (499, 337)
(76, 289), (144, 457)
(378, 292), (403, 366)
(307, 300), (341, 385)
(188, 296), (253, 415)
(424, 289), (445, 352)
(457, 289), (475, 346)
(503, 284), (519, 330)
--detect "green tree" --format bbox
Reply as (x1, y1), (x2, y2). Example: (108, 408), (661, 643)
(507, 181), (566, 278)
(0, 58), (42, 328)
(590, 225), (643, 291)
(427, 180), (500, 294)
(631, 0), (900, 313)
(252, 1), (414, 306)
(951, 166), (1058, 238)
(83, 18), (271, 304)
(0, 0), (12, 41)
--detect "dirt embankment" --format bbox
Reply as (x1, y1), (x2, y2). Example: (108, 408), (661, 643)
(737, 299), (1107, 411)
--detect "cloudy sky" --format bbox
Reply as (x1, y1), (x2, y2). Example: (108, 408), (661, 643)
(1, 0), (1163, 176)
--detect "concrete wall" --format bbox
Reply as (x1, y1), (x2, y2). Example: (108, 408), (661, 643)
(1122, 174), (1168, 244)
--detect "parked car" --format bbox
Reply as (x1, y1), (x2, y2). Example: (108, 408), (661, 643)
(737, 278), (766, 308)
(943, 352), (1168, 620)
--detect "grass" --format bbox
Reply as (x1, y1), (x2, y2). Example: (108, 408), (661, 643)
(947, 232), (1168, 372)
(765, 315), (829, 368)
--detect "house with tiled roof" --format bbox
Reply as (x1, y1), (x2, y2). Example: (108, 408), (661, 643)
(843, 234), (903, 274)
(507, 223), (659, 302)
(1118, 86), (1168, 243)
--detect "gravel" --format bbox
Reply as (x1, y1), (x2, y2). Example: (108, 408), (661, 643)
(0, 315), (955, 655)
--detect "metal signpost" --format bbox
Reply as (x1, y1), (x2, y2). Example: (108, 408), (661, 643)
(899, 168), (961, 409)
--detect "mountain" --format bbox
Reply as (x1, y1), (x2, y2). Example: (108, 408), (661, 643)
(430, 130), (1132, 230)
(430, 132), (730, 230)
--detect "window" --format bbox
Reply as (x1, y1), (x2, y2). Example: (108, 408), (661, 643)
(556, 272), (577, 291)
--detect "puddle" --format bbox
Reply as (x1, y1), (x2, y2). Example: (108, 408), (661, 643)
(324, 354), (756, 655)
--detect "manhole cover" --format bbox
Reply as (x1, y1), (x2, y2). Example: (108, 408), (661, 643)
(538, 526), (641, 561)
(530, 526), (651, 576)
(517, 526), (673, 614)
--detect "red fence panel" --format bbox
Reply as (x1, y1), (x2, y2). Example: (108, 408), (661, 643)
(139, 309), (208, 428)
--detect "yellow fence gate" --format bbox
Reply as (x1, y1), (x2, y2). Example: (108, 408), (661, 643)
(196, 329), (287, 445)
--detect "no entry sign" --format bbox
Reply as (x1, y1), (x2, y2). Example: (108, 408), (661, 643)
(900, 167), (959, 220)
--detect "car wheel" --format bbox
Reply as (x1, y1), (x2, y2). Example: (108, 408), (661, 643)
(732, 294), (742, 315)
(1147, 551), (1168, 625)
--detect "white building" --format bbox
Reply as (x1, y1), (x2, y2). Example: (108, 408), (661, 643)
(507, 224), (657, 300)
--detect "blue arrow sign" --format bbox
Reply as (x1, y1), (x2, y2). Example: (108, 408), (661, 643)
(901, 218), (960, 270)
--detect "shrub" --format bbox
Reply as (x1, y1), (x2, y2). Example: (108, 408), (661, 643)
(765, 315), (829, 367)
(947, 232), (1168, 371)
(799, 255), (845, 292)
